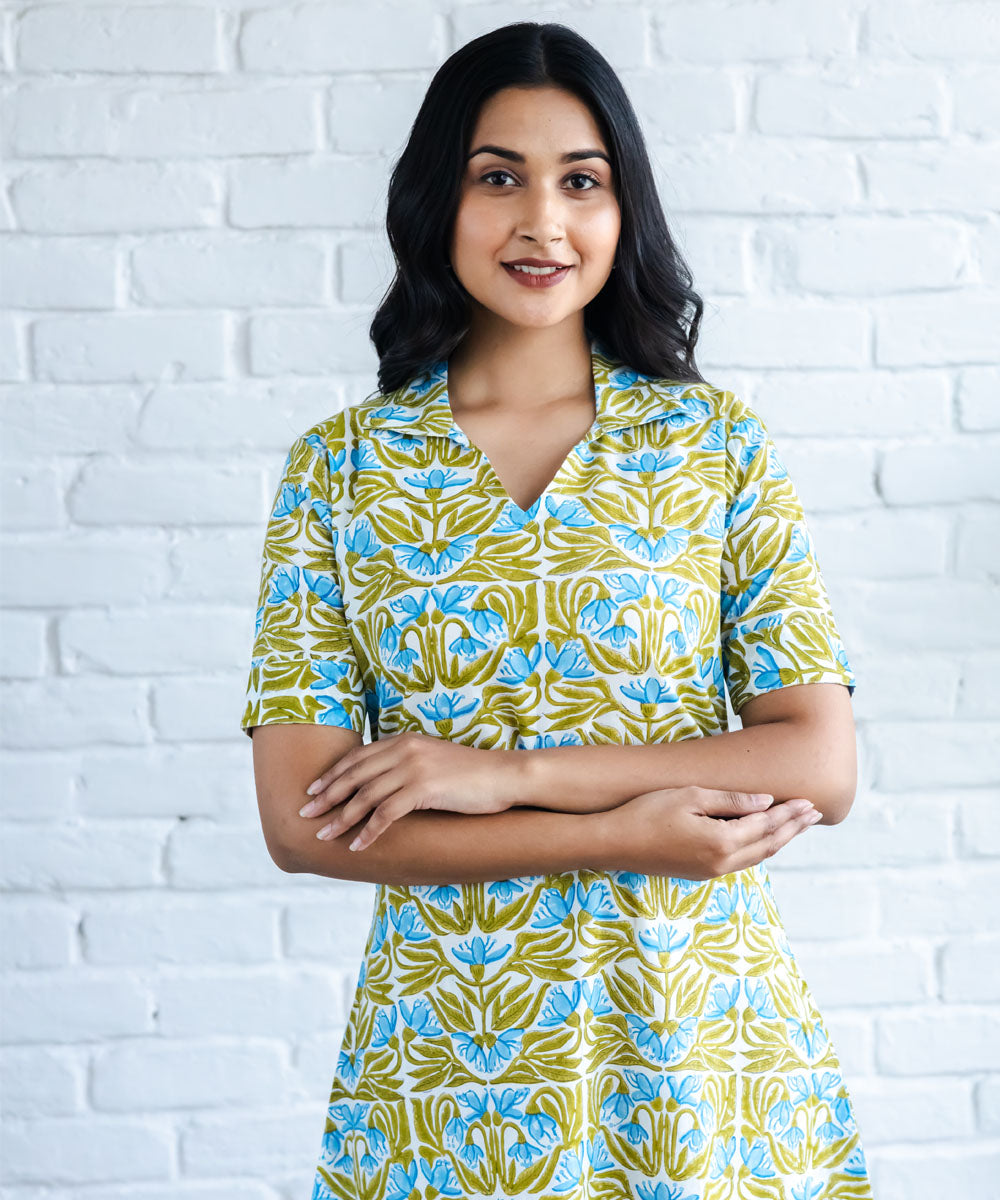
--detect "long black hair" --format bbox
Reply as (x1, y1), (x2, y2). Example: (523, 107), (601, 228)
(368, 21), (708, 394)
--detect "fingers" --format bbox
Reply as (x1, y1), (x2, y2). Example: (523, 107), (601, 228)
(695, 788), (775, 818)
(718, 798), (822, 873)
(342, 796), (412, 853)
(300, 743), (393, 818)
(314, 768), (413, 848)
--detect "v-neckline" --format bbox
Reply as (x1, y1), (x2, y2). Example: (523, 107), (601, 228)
(444, 351), (601, 522)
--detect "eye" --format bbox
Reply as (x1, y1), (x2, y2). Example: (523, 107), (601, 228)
(480, 168), (517, 187)
(478, 169), (602, 191)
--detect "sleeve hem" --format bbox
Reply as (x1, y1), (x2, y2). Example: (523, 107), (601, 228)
(241, 654), (368, 740)
(727, 667), (856, 715)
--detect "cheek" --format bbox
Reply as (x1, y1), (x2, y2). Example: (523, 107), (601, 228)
(574, 203), (620, 257)
(594, 201), (622, 240)
(453, 197), (503, 254)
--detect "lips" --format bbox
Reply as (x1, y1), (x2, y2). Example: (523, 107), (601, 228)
(503, 260), (572, 269)
(501, 262), (573, 288)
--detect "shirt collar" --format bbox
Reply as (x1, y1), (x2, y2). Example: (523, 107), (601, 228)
(356, 334), (691, 446)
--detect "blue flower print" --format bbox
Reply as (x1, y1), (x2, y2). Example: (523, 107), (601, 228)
(273, 480), (309, 519)
(416, 691), (479, 723)
(388, 589), (430, 626)
(741, 880), (769, 924)
(266, 564), (300, 604)
(466, 603), (506, 643)
(530, 886), (575, 929)
(370, 1004), (398, 1049)
(545, 639), (595, 680)
(314, 696), (355, 729)
(345, 517), (379, 558)
(373, 428), (423, 455)
(384, 1160), (418, 1200)
(624, 1013), (698, 1065)
(523, 1104), (561, 1142)
(399, 997), (445, 1038)
(392, 534), (477, 576)
(609, 522), (691, 565)
(403, 467), (467, 494)
(662, 396), (710, 429)
(720, 565), (774, 624)
(538, 978), (614, 1029)
(388, 901), (432, 942)
(621, 677), (679, 707)
(725, 487), (758, 533)
(618, 449), (684, 478)
(545, 495), (596, 527)
(349, 439), (382, 470)
(703, 978), (741, 1019)
(750, 645), (786, 692)
(786, 1017), (830, 1062)
(703, 881), (740, 924)
(378, 621), (419, 671)
(452, 934), (512, 971)
(498, 639), (543, 686)
(741, 1136), (777, 1178)
(494, 502), (539, 532)
(303, 568), (344, 607)
(638, 923), (690, 957)
(408, 880), (461, 910)
(575, 878), (620, 920)
(451, 1027), (523, 1074)
(744, 977), (779, 1019)
(636, 1183), (699, 1200)
(710, 1134), (736, 1179)
(417, 1154), (463, 1197)
(551, 1130), (617, 1193)
(486, 877), (528, 904)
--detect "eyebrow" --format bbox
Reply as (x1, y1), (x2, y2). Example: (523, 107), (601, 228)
(466, 144), (611, 166)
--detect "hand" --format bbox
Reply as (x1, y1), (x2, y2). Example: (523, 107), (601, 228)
(298, 731), (520, 851)
(604, 786), (822, 880)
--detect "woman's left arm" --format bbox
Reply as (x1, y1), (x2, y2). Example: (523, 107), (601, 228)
(508, 681), (857, 825)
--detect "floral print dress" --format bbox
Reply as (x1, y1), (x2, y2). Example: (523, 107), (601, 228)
(241, 335), (874, 1199)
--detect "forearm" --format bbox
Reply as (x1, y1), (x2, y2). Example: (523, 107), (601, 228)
(512, 718), (855, 824)
(283, 802), (617, 885)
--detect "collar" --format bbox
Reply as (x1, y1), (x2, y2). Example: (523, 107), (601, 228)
(355, 334), (692, 447)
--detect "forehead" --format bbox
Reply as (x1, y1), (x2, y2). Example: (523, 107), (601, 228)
(470, 86), (608, 154)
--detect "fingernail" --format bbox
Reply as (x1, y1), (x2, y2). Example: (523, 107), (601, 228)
(348, 837), (362, 851)
(789, 799), (811, 815)
(807, 811), (823, 824)
(316, 825), (334, 840)
(299, 801), (318, 817)
(306, 780), (322, 795)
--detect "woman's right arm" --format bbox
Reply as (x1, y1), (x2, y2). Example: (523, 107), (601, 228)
(251, 722), (615, 885)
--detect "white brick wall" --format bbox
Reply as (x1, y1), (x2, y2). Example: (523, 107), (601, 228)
(1, 1), (998, 1196)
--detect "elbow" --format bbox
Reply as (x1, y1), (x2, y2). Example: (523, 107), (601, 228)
(817, 776), (857, 826)
(812, 723), (858, 825)
(268, 834), (300, 874)
(260, 820), (302, 874)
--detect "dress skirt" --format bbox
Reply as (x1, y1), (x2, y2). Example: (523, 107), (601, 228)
(309, 862), (873, 1200)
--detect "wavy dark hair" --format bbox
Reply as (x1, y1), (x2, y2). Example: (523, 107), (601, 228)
(368, 21), (708, 395)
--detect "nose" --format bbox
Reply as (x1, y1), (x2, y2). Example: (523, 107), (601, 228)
(514, 181), (569, 247)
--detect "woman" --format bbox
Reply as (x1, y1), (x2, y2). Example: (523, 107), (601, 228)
(242, 21), (874, 1200)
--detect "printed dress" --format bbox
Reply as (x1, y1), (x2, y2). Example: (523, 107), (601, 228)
(241, 335), (874, 1200)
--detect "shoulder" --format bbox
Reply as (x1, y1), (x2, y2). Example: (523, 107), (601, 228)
(284, 398), (381, 471)
(615, 368), (753, 432)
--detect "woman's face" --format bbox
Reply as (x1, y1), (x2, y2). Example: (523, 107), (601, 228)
(450, 85), (621, 333)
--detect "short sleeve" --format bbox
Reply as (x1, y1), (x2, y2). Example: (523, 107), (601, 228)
(720, 394), (856, 714)
(240, 427), (368, 739)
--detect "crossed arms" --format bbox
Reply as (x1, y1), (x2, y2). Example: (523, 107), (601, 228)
(249, 681), (855, 886)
